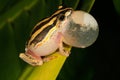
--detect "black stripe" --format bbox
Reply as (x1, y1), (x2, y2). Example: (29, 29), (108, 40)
(31, 8), (72, 35)
(28, 8), (73, 45)
(30, 19), (57, 45)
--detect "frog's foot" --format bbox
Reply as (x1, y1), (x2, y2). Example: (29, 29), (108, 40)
(59, 46), (70, 57)
(19, 50), (43, 66)
(43, 55), (58, 62)
(59, 39), (71, 57)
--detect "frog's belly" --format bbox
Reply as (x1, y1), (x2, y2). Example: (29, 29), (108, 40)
(33, 40), (59, 56)
(29, 32), (62, 56)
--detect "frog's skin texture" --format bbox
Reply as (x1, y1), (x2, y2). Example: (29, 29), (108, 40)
(19, 7), (99, 66)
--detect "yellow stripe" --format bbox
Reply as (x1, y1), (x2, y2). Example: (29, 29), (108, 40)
(35, 19), (60, 48)
(28, 17), (57, 46)
(32, 8), (72, 31)
(35, 27), (57, 48)
(51, 8), (72, 17)
(32, 18), (50, 31)
(28, 7), (73, 46)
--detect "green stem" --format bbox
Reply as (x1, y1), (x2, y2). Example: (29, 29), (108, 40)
(18, 47), (71, 80)
(18, 0), (95, 79)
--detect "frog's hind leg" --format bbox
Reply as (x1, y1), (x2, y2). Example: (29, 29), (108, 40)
(19, 53), (43, 66)
(43, 54), (58, 62)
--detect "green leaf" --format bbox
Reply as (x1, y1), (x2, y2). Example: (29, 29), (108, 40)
(18, 51), (70, 80)
(0, 0), (39, 29)
(0, 23), (21, 80)
(113, 0), (120, 15)
(63, 0), (80, 9)
(79, 0), (95, 12)
(0, 0), (96, 80)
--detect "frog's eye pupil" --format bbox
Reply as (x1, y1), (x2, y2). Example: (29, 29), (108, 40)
(59, 14), (65, 21)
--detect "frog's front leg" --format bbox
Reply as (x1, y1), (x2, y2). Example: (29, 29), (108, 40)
(54, 32), (71, 57)
(58, 36), (71, 57)
(20, 53), (43, 66)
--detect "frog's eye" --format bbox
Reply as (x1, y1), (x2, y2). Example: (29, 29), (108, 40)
(58, 10), (72, 21)
(59, 14), (65, 21)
